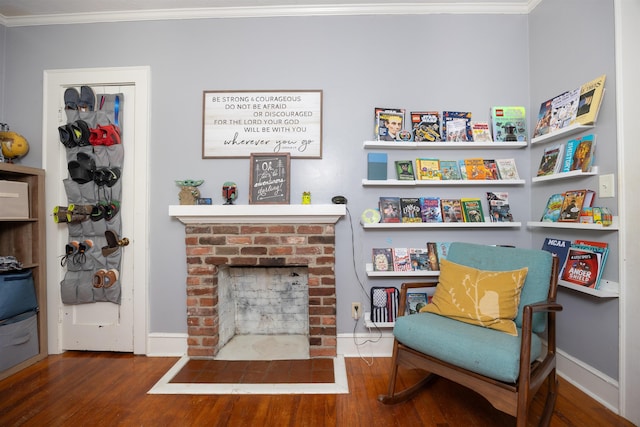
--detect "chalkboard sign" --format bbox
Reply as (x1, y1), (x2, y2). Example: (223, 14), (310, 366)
(249, 153), (291, 204)
(202, 90), (322, 158)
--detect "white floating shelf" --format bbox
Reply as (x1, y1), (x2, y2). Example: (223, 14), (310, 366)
(366, 270), (440, 278)
(364, 312), (395, 329)
(532, 167), (599, 183)
(362, 179), (525, 186)
(527, 216), (619, 230)
(362, 221), (521, 229)
(530, 123), (594, 145)
(558, 279), (619, 298)
(363, 140), (527, 149)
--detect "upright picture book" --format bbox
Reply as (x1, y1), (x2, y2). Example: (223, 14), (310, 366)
(441, 199), (463, 222)
(392, 248), (412, 272)
(420, 197), (443, 223)
(572, 74), (607, 125)
(463, 158), (487, 180)
(549, 88), (580, 132)
(495, 158), (520, 180)
(558, 189), (595, 222)
(490, 106), (527, 142)
(442, 111), (472, 141)
(379, 197), (401, 223)
(410, 111), (441, 142)
(541, 237), (572, 278)
(375, 107), (405, 141)
(409, 248), (432, 271)
(407, 293), (429, 314)
(395, 160), (416, 180)
(415, 158), (441, 180)
(565, 134), (596, 172)
(537, 144), (564, 176)
(471, 122), (492, 142)
(561, 246), (602, 288)
(372, 248), (393, 271)
(486, 192), (513, 222)
(400, 197), (422, 223)
(439, 160), (462, 180)
(540, 193), (565, 222)
(460, 198), (485, 222)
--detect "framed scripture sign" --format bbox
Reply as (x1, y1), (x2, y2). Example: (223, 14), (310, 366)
(249, 152), (291, 204)
(202, 90), (322, 158)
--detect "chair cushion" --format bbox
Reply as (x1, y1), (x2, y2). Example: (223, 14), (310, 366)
(420, 259), (528, 336)
(393, 312), (542, 383)
(445, 242), (553, 333)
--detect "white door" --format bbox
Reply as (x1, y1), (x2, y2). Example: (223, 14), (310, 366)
(43, 67), (150, 354)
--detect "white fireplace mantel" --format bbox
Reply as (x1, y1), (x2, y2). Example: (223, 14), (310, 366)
(169, 204), (346, 224)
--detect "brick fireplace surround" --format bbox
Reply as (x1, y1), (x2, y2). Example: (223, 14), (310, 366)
(170, 205), (346, 359)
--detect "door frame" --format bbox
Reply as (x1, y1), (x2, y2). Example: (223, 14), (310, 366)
(42, 66), (150, 355)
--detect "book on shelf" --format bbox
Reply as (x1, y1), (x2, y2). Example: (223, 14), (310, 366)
(560, 245), (605, 289)
(490, 106), (527, 142)
(463, 158), (488, 180)
(572, 74), (606, 125)
(433, 241), (451, 269)
(400, 197), (422, 223)
(533, 97), (553, 138)
(441, 199), (463, 222)
(372, 248), (394, 271)
(375, 107), (405, 141)
(471, 122), (493, 142)
(549, 88), (580, 132)
(566, 134), (596, 172)
(541, 237), (572, 278)
(407, 292), (429, 314)
(409, 248), (433, 271)
(458, 159), (468, 179)
(442, 111), (473, 142)
(486, 191), (513, 222)
(570, 240), (609, 288)
(395, 160), (416, 180)
(379, 197), (401, 223)
(558, 189), (595, 222)
(426, 242), (441, 271)
(495, 158), (520, 180)
(460, 198), (485, 222)
(415, 158), (441, 180)
(392, 248), (412, 272)
(537, 144), (565, 176)
(410, 111), (441, 142)
(439, 160), (462, 180)
(367, 152), (388, 180)
(420, 196), (443, 223)
(540, 193), (566, 222)
(483, 159), (499, 180)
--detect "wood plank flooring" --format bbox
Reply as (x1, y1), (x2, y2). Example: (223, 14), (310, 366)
(0, 351), (634, 427)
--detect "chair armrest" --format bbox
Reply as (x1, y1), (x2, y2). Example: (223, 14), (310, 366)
(518, 300), (563, 381)
(398, 281), (439, 318)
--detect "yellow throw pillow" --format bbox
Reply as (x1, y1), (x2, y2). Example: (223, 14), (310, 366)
(420, 258), (528, 336)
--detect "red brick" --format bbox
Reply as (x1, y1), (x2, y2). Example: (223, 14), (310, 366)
(268, 225), (295, 234)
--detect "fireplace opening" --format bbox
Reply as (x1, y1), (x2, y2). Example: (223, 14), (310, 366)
(216, 266), (310, 360)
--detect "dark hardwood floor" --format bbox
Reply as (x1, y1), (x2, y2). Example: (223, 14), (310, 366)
(0, 352), (634, 427)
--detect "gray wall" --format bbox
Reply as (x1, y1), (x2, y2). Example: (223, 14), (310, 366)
(0, 0), (619, 380)
(529, 0), (618, 379)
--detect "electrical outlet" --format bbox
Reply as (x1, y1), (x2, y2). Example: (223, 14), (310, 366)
(351, 302), (362, 320)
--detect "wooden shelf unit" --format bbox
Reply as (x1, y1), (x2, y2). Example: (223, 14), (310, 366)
(0, 162), (48, 380)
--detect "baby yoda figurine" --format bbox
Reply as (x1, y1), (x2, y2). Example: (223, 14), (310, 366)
(176, 179), (204, 205)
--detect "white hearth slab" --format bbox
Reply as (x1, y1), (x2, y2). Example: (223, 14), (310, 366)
(215, 334), (309, 360)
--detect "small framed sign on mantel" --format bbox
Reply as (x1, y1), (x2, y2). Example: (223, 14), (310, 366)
(249, 152), (291, 205)
(202, 90), (323, 158)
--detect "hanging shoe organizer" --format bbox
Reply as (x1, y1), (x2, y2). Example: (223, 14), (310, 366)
(55, 87), (127, 305)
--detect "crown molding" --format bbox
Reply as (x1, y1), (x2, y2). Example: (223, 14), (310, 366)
(0, 1), (541, 27)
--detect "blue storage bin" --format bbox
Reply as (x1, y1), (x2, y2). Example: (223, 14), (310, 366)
(0, 270), (38, 321)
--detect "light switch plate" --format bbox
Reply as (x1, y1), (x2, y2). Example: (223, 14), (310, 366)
(599, 174), (615, 198)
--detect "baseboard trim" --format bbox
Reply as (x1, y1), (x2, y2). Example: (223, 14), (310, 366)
(146, 332), (188, 357)
(336, 331), (395, 358)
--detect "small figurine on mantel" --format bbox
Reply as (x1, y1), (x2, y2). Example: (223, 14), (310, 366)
(176, 179), (204, 205)
(222, 181), (237, 205)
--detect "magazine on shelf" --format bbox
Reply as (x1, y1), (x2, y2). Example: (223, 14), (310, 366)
(375, 107), (405, 141)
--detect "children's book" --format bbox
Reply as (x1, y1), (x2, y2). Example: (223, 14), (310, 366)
(540, 193), (565, 222)
(558, 189), (595, 222)
(415, 158), (441, 180)
(537, 144), (564, 176)
(439, 160), (462, 180)
(395, 160), (416, 180)
(570, 240), (609, 288)
(458, 159), (468, 179)
(445, 118), (469, 142)
(464, 158), (487, 180)
(483, 159), (499, 180)
(549, 88), (580, 132)
(572, 74), (606, 125)
(440, 199), (463, 222)
(471, 122), (492, 142)
(400, 197), (422, 223)
(434, 241), (452, 268)
(410, 111), (441, 142)
(561, 247), (601, 288)
(541, 237), (572, 278)
(532, 98), (553, 138)
(409, 248), (432, 271)
(569, 134), (596, 172)
(490, 106), (527, 142)
(486, 192), (513, 222)
(495, 158), (520, 180)
(407, 292), (429, 314)
(442, 111), (473, 141)
(460, 198), (485, 222)
(426, 242), (441, 270)
(561, 138), (580, 172)
(379, 197), (401, 223)
(420, 197), (443, 223)
(372, 248), (394, 271)
(392, 248), (412, 272)
(375, 107), (405, 141)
